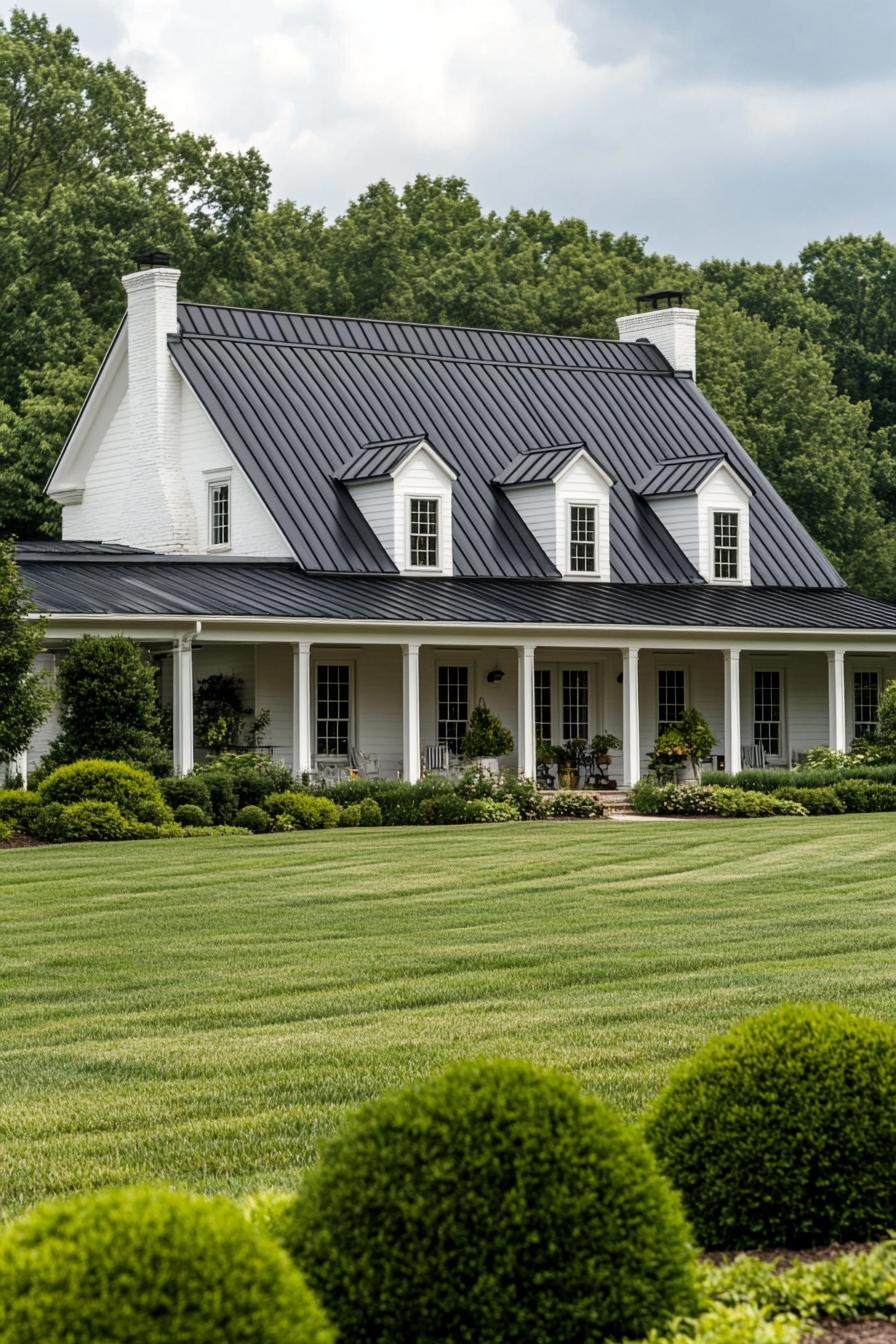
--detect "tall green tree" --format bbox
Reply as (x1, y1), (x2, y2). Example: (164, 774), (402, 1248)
(0, 538), (53, 765)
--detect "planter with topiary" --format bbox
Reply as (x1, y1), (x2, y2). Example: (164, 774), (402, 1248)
(460, 701), (514, 775)
(552, 738), (587, 789)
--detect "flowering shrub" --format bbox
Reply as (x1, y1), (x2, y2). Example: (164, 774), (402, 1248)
(631, 782), (807, 818)
(547, 791), (603, 818)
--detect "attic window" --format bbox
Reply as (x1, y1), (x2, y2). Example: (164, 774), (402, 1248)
(208, 478), (231, 550)
(408, 497), (439, 568)
(713, 511), (739, 580)
(568, 504), (597, 574)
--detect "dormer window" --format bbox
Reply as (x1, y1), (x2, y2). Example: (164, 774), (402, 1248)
(409, 497), (439, 568)
(569, 504), (597, 573)
(713, 510), (739, 580)
(208, 476), (231, 550)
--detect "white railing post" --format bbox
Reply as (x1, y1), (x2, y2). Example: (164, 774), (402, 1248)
(402, 642), (421, 783)
(292, 641), (313, 777)
(723, 648), (742, 774)
(622, 647), (641, 787)
(828, 648), (847, 753)
(516, 643), (536, 779)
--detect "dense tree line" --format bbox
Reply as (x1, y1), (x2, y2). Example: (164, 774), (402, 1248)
(2, 11), (896, 597)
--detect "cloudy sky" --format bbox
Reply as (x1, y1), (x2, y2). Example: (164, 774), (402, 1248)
(43, 0), (896, 262)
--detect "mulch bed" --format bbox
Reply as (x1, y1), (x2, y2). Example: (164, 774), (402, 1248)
(0, 833), (44, 849)
(808, 1324), (896, 1344)
(703, 1241), (881, 1267)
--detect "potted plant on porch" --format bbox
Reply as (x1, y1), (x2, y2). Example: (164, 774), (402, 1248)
(460, 700), (514, 775)
(552, 738), (587, 790)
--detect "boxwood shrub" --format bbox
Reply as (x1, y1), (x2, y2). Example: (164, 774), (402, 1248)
(196, 753), (295, 810)
(0, 1186), (334, 1344)
(173, 803), (210, 828)
(38, 760), (172, 825)
(160, 774), (213, 823)
(834, 779), (896, 812)
(644, 1003), (896, 1249)
(773, 786), (846, 815)
(357, 797), (382, 826)
(322, 776), (455, 825)
(264, 792), (341, 829)
(234, 804), (271, 833)
(0, 789), (41, 833)
(283, 1058), (697, 1344)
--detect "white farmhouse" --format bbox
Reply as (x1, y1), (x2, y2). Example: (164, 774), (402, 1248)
(13, 257), (896, 787)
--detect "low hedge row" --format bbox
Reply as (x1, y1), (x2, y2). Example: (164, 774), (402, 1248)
(632, 776), (896, 817)
(702, 763), (896, 792)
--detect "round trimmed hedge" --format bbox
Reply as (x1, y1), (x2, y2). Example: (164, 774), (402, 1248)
(283, 1058), (697, 1344)
(38, 760), (171, 825)
(644, 1003), (896, 1250)
(0, 1186), (334, 1344)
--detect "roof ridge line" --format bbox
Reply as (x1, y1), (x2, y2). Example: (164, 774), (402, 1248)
(174, 329), (674, 379)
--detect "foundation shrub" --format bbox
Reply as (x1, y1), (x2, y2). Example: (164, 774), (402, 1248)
(702, 764), (896, 792)
(160, 774), (213, 823)
(338, 803), (362, 827)
(834, 779), (896, 811)
(0, 820), (13, 844)
(263, 792), (341, 829)
(547, 791), (603, 818)
(772, 786), (846, 815)
(455, 767), (546, 818)
(195, 752), (295, 811)
(38, 760), (172, 825)
(234, 804), (271, 833)
(322, 777), (454, 825)
(711, 788), (807, 817)
(200, 770), (238, 823)
(645, 1003), (896, 1249)
(0, 1185), (334, 1344)
(631, 779), (665, 815)
(357, 798), (382, 827)
(173, 803), (209, 828)
(283, 1058), (697, 1344)
(0, 789), (41, 833)
(420, 794), (517, 823)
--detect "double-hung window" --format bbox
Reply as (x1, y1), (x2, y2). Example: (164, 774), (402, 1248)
(208, 479), (231, 550)
(854, 671), (880, 740)
(713, 511), (739, 580)
(561, 670), (589, 740)
(409, 497), (439, 568)
(316, 664), (350, 756)
(753, 670), (782, 758)
(437, 665), (469, 753)
(657, 669), (685, 734)
(568, 504), (597, 574)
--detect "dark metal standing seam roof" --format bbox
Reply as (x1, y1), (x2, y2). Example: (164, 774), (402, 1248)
(336, 435), (458, 482)
(15, 550), (896, 630)
(169, 303), (844, 589)
(636, 454), (741, 496)
(493, 443), (589, 486)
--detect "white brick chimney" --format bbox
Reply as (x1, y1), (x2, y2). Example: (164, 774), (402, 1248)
(616, 290), (699, 380)
(122, 254), (194, 551)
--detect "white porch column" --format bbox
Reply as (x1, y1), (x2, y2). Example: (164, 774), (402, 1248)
(622, 646), (640, 787)
(402, 642), (421, 783)
(292, 641), (313, 776)
(516, 643), (536, 779)
(172, 635), (195, 776)
(828, 648), (847, 753)
(12, 751), (28, 788)
(723, 648), (742, 774)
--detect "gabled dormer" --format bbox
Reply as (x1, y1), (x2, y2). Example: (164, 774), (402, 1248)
(337, 435), (458, 575)
(637, 454), (753, 584)
(494, 443), (613, 579)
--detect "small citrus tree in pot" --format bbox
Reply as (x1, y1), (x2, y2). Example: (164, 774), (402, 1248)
(460, 700), (514, 774)
(676, 707), (716, 781)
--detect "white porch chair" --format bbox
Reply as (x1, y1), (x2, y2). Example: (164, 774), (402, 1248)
(422, 744), (450, 775)
(740, 744), (768, 768)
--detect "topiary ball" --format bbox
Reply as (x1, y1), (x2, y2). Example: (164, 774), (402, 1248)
(0, 1186), (334, 1344)
(283, 1058), (696, 1344)
(644, 1003), (896, 1250)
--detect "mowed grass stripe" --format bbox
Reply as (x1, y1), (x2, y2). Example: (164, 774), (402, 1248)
(0, 816), (895, 1213)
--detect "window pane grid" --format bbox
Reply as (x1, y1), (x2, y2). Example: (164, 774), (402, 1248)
(316, 664), (350, 755)
(210, 482), (230, 547)
(658, 669), (685, 734)
(713, 511), (739, 579)
(561, 670), (589, 740)
(854, 671), (879, 739)
(409, 498), (439, 568)
(568, 505), (596, 573)
(535, 669), (552, 743)
(753, 670), (781, 757)
(438, 666), (469, 753)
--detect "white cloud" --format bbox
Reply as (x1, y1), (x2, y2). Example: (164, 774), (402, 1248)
(44, 0), (896, 260)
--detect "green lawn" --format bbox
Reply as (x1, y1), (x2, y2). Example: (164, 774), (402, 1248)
(1, 816), (896, 1216)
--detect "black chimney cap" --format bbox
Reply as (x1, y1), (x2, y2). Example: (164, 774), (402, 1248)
(635, 289), (686, 311)
(133, 249), (173, 270)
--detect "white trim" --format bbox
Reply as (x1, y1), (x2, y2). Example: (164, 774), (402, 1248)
(750, 662), (787, 765)
(390, 440), (458, 483)
(206, 472), (232, 552)
(709, 507), (743, 584)
(311, 656), (356, 761)
(848, 660), (885, 743)
(565, 500), (599, 577)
